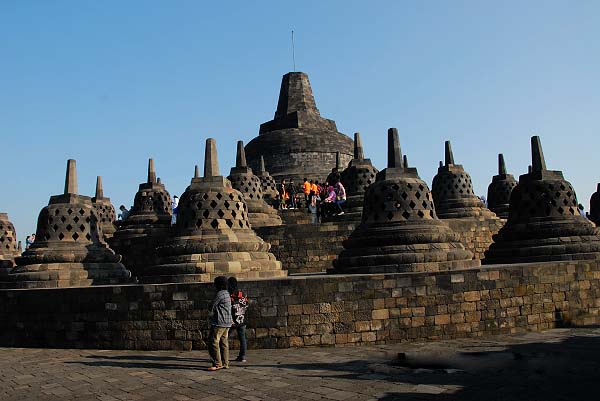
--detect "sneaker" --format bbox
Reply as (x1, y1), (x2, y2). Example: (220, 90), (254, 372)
(235, 356), (247, 362)
(338, 211), (345, 215)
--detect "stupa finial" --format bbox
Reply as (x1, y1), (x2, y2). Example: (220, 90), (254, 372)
(147, 158), (157, 184)
(204, 138), (220, 177)
(531, 136), (547, 172)
(445, 141), (455, 165)
(64, 159), (78, 195)
(95, 176), (104, 198)
(387, 128), (402, 168)
(439, 160), (443, 168)
(498, 154), (507, 175)
(354, 132), (364, 160)
(194, 165), (200, 178)
(236, 140), (247, 168)
(403, 155), (409, 169)
(258, 155), (266, 174)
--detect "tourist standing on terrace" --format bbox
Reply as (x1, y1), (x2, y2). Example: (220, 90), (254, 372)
(288, 179), (298, 209)
(207, 276), (233, 371)
(335, 181), (346, 216)
(171, 195), (179, 224)
(228, 277), (248, 363)
(303, 178), (311, 207)
(279, 179), (288, 209)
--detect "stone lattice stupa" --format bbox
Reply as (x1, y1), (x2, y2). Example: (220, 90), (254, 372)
(245, 72), (353, 182)
(255, 155), (279, 203)
(8, 160), (130, 288)
(109, 159), (172, 277)
(228, 141), (282, 228)
(334, 129), (479, 273)
(142, 138), (286, 283)
(0, 213), (19, 276)
(92, 176), (117, 240)
(485, 136), (600, 264)
(589, 184), (600, 226)
(486, 154), (517, 219)
(338, 132), (379, 221)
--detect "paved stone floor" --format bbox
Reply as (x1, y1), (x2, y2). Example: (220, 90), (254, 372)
(1, 328), (599, 401)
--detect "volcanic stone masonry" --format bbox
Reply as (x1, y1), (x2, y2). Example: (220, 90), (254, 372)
(431, 141), (504, 259)
(92, 176), (117, 240)
(334, 128), (479, 274)
(487, 154), (517, 219)
(0, 213), (19, 276)
(485, 136), (600, 264)
(5, 160), (130, 288)
(255, 155), (279, 204)
(589, 183), (600, 226)
(141, 138), (286, 283)
(244, 72), (353, 183)
(109, 159), (172, 279)
(338, 132), (379, 221)
(228, 141), (282, 228)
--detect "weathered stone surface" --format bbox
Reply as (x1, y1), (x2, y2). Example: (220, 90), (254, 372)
(228, 141), (282, 228)
(91, 176), (116, 240)
(432, 141), (495, 219)
(335, 128), (479, 274)
(109, 159), (172, 278)
(487, 154), (517, 219)
(256, 155), (279, 203)
(245, 72), (353, 183)
(5, 160), (130, 288)
(1, 259), (599, 350)
(0, 213), (19, 275)
(143, 138), (286, 283)
(589, 183), (600, 226)
(485, 136), (600, 264)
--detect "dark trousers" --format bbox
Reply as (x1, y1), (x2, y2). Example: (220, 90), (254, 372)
(234, 325), (247, 358)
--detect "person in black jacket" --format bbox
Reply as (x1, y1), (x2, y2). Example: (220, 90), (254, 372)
(228, 277), (248, 362)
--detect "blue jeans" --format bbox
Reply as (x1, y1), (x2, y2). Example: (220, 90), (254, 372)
(235, 325), (247, 358)
(334, 199), (346, 213)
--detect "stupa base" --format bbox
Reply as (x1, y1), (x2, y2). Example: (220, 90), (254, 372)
(4, 262), (131, 288)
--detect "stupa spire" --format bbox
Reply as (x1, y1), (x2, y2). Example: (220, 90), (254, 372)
(236, 140), (247, 168)
(445, 141), (455, 165)
(194, 165), (200, 178)
(64, 159), (78, 195)
(147, 159), (156, 184)
(204, 138), (219, 177)
(274, 72), (319, 119)
(354, 132), (364, 160)
(498, 154), (507, 175)
(403, 155), (409, 169)
(531, 135), (547, 172)
(387, 128), (402, 168)
(95, 176), (104, 199)
(258, 155), (266, 174)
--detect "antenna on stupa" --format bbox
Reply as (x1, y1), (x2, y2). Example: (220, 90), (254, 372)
(64, 159), (78, 195)
(387, 128), (402, 168)
(204, 138), (219, 177)
(95, 176), (104, 199)
(291, 30), (296, 72)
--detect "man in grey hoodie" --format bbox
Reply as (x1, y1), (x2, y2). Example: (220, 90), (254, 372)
(207, 276), (233, 371)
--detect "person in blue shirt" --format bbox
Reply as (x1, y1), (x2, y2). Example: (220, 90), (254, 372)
(207, 276), (233, 371)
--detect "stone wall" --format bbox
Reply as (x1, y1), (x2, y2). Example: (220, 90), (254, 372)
(1, 260), (599, 351)
(443, 217), (505, 260)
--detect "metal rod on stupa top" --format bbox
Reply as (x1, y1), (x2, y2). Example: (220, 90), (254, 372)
(531, 135), (547, 172)
(148, 158), (157, 184)
(95, 176), (104, 198)
(236, 140), (247, 168)
(498, 154), (507, 175)
(64, 159), (78, 195)
(387, 128), (402, 168)
(354, 132), (364, 160)
(445, 141), (455, 165)
(204, 138), (219, 177)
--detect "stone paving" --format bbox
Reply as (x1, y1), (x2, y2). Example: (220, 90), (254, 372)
(1, 328), (599, 401)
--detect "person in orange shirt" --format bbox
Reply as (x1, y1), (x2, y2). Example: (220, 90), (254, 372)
(303, 177), (311, 207)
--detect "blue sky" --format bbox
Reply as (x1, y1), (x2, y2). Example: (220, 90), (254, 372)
(2, 1), (599, 241)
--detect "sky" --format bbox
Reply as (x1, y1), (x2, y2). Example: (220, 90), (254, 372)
(1, 1), (599, 241)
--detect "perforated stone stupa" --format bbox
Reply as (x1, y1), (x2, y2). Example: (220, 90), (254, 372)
(255, 155), (279, 202)
(228, 141), (282, 228)
(485, 136), (600, 264)
(7, 160), (130, 288)
(142, 138), (286, 283)
(0, 213), (19, 275)
(589, 184), (600, 226)
(338, 132), (379, 220)
(245, 72), (353, 182)
(432, 141), (492, 219)
(92, 176), (116, 240)
(334, 128), (478, 274)
(109, 159), (172, 277)
(487, 154), (517, 219)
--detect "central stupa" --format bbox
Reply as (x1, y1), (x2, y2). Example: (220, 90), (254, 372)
(245, 72), (353, 182)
